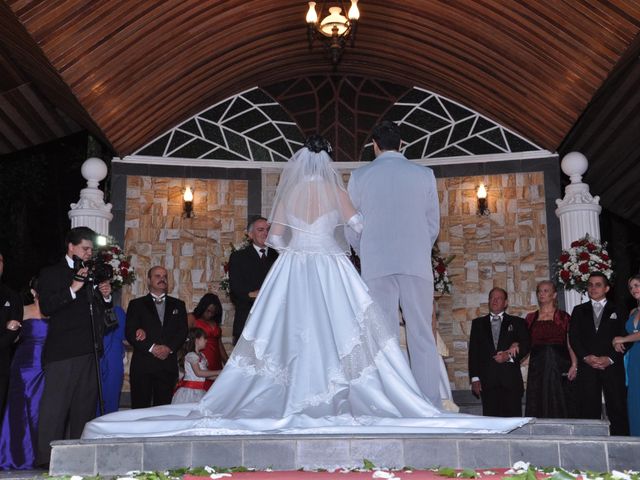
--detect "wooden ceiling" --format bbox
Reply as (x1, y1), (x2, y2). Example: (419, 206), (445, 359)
(1, 1), (640, 220)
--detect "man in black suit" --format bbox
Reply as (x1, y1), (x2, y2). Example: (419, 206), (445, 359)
(0, 251), (23, 416)
(229, 216), (278, 344)
(468, 287), (530, 417)
(36, 227), (112, 466)
(569, 272), (629, 435)
(126, 266), (188, 408)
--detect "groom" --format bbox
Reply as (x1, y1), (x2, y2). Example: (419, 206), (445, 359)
(347, 120), (442, 406)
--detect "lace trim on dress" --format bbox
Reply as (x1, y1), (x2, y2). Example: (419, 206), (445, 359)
(220, 299), (397, 413)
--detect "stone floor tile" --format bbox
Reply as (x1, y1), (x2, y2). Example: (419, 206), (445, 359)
(96, 443), (143, 475)
(192, 440), (243, 468)
(50, 445), (96, 476)
(559, 441), (608, 472)
(243, 440), (296, 470)
(404, 438), (459, 469)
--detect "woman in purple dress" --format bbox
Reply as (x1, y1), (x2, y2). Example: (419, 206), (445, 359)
(0, 278), (48, 470)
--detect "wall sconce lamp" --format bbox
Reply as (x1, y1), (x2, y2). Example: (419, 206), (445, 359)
(477, 183), (490, 216)
(183, 186), (194, 218)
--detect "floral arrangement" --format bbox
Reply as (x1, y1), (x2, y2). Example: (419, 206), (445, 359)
(432, 245), (455, 295)
(555, 234), (613, 294)
(219, 237), (251, 295)
(95, 239), (136, 290)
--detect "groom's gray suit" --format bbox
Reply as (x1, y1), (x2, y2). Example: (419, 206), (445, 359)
(347, 150), (441, 406)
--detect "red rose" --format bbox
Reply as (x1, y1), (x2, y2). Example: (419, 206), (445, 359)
(578, 252), (590, 261)
(104, 254), (112, 261)
(121, 268), (128, 276)
(223, 263), (229, 274)
(560, 270), (571, 281)
(578, 262), (590, 273)
(601, 254), (609, 261)
(586, 243), (596, 251)
(599, 263), (609, 270)
(571, 241), (580, 248)
(436, 264), (446, 274)
(559, 253), (570, 263)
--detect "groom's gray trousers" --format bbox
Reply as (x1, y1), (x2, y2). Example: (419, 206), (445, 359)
(366, 274), (442, 408)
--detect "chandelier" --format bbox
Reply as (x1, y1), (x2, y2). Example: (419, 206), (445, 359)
(306, 1), (360, 66)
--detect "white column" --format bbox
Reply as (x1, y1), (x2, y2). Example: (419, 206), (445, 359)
(555, 152), (601, 314)
(68, 157), (113, 236)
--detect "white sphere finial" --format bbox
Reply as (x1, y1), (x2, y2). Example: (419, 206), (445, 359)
(561, 152), (588, 184)
(81, 157), (108, 188)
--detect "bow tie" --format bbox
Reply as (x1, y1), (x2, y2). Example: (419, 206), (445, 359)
(152, 295), (166, 304)
(490, 314), (502, 322)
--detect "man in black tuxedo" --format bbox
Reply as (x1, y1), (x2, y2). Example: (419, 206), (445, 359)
(126, 266), (188, 408)
(229, 216), (278, 344)
(0, 251), (23, 416)
(468, 287), (530, 417)
(569, 272), (629, 435)
(36, 227), (112, 466)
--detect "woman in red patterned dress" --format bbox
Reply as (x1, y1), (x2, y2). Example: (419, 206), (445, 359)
(190, 293), (228, 389)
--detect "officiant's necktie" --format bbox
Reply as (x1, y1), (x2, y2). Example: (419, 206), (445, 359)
(491, 314), (502, 349)
(593, 302), (604, 331)
(259, 248), (266, 260)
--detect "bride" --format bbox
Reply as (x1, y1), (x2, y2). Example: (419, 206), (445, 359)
(82, 136), (528, 438)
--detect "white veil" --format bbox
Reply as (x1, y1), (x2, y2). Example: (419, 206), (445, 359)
(267, 140), (356, 254)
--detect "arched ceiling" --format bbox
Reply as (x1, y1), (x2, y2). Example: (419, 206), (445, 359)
(1, 1), (640, 221)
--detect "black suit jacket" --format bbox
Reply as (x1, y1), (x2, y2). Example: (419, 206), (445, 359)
(125, 294), (188, 375)
(0, 283), (22, 373)
(39, 258), (111, 364)
(468, 313), (530, 394)
(228, 245), (278, 338)
(569, 300), (627, 368)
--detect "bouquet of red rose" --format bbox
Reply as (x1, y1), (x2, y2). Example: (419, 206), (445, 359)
(555, 234), (613, 293)
(95, 242), (136, 290)
(432, 245), (455, 295)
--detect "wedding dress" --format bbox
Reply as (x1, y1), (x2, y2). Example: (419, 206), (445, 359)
(82, 143), (529, 439)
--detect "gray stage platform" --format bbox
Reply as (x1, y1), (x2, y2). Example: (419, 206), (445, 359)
(48, 419), (640, 476)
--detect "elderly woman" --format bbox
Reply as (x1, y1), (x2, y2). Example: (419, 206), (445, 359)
(612, 274), (640, 436)
(524, 280), (577, 418)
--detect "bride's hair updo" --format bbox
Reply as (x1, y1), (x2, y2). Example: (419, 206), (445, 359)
(303, 135), (333, 155)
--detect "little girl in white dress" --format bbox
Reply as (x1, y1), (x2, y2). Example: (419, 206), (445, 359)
(172, 328), (220, 404)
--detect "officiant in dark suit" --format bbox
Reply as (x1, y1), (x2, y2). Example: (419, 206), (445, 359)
(126, 266), (188, 408)
(229, 216), (278, 344)
(0, 251), (23, 416)
(36, 227), (112, 467)
(468, 287), (530, 417)
(569, 272), (629, 435)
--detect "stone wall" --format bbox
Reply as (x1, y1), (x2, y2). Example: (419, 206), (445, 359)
(118, 168), (550, 391)
(434, 172), (548, 388)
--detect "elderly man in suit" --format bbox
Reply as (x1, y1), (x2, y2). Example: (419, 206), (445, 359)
(347, 120), (442, 405)
(468, 287), (530, 417)
(36, 227), (112, 467)
(569, 272), (629, 435)
(229, 216), (278, 344)
(126, 266), (188, 408)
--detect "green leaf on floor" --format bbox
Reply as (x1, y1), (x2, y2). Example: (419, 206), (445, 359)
(363, 459), (376, 470)
(437, 466), (457, 477)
